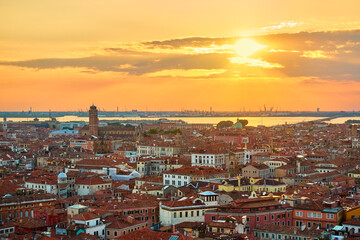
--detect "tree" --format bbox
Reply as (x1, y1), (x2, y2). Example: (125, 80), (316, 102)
(148, 129), (159, 134)
(237, 119), (248, 127)
(216, 121), (233, 129)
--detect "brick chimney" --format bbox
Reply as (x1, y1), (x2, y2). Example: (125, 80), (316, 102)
(127, 216), (135, 224)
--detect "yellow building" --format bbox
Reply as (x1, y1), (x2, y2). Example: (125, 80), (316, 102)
(218, 177), (286, 193)
(348, 169), (360, 178)
(345, 205), (360, 221)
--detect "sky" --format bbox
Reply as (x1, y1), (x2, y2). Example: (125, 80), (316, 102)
(1, 0), (360, 111)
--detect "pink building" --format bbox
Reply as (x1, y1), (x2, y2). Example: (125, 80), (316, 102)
(204, 197), (292, 232)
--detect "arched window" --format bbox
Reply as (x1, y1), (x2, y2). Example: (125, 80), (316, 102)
(25, 211), (28, 217)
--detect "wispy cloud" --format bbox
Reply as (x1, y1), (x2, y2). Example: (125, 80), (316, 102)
(146, 69), (227, 78)
(261, 21), (302, 31)
(301, 50), (335, 59)
(0, 30), (360, 80)
(229, 57), (283, 68)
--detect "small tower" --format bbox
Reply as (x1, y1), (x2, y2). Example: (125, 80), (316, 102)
(57, 172), (68, 198)
(89, 105), (99, 136)
(2, 117), (7, 138)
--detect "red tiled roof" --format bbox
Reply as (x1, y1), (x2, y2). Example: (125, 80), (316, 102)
(164, 166), (228, 176)
(72, 212), (100, 221)
(115, 227), (193, 240)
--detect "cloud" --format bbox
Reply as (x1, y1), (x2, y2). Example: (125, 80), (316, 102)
(146, 69), (227, 78)
(229, 57), (284, 68)
(0, 29), (360, 80)
(301, 50), (335, 59)
(261, 21), (302, 31)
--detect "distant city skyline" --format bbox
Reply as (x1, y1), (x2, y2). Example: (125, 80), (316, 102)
(1, 0), (360, 111)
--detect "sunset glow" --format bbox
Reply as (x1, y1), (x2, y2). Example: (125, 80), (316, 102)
(1, 0), (360, 111)
(233, 39), (266, 57)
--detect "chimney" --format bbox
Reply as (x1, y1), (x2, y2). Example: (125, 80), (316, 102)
(127, 216), (135, 224)
(237, 176), (241, 187)
(296, 160), (301, 173)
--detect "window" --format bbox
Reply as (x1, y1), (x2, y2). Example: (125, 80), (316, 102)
(326, 213), (334, 219)
(174, 213), (176, 218)
(185, 212), (188, 217)
(197, 211), (199, 216)
(265, 216), (267, 221)
(295, 211), (303, 217)
(257, 217), (260, 222)
(180, 212), (182, 218)
(308, 212), (322, 218)
(211, 216), (216, 221)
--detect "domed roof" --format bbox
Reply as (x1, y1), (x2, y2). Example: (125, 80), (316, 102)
(58, 172), (67, 178)
(232, 122), (243, 128)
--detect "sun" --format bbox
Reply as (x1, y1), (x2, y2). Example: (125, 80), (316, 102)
(233, 38), (266, 57)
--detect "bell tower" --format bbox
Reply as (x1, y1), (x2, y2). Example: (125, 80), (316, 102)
(89, 105), (99, 136)
(2, 117), (7, 138)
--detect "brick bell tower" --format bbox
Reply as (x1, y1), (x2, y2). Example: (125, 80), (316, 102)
(89, 105), (99, 136)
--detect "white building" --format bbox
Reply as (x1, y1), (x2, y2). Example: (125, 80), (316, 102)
(24, 179), (58, 195)
(160, 195), (218, 226)
(163, 166), (230, 187)
(72, 212), (106, 238)
(191, 152), (228, 168)
(137, 144), (183, 157)
(353, 138), (360, 149)
(137, 145), (154, 156)
(75, 176), (112, 196)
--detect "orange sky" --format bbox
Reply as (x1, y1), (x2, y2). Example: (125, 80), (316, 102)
(1, 0), (360, 111)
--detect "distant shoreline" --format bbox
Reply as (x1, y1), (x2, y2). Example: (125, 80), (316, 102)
(1, 111), (360, 119)
(345, 119), (360, 124)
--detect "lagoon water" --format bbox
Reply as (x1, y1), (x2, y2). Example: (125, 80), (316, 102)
(4, 116), (329, 127)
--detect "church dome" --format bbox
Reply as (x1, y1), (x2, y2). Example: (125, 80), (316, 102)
(232, 122), (243, 128)
(58, 172), (67, 178)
